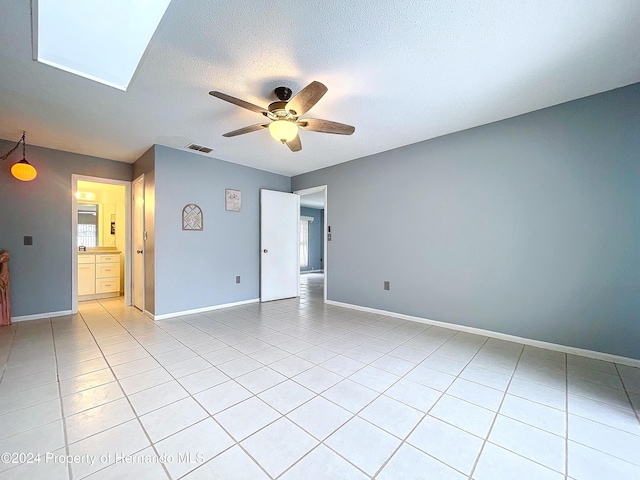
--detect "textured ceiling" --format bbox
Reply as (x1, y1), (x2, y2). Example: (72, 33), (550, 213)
(1, 0), (639, 176)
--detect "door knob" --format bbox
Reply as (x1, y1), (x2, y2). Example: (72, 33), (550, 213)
(263, 249), (268, 253)
(137, 250), (143, 254)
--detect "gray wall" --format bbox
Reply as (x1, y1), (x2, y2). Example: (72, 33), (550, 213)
(0, 141), (132, 317)
(152, 146), (290, 316)
(292, 83), (640, 360)
(133, 147), (156, 315)
(300, 207), (324, 272)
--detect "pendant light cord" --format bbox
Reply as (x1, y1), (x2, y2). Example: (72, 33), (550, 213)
(0, 132), (26, 162)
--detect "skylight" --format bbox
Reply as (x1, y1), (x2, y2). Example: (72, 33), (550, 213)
(33, 0), (172, 91)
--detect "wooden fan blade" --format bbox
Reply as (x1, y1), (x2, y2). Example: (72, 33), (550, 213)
(285, 81), (328, 116)
(209, 91), (268, 115)
(286, 134), (302, 152)
(222, 123), (269, 137)
(298, 118), (355, 135)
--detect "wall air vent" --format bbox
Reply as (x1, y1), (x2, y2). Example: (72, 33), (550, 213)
(186, 143), (213, 153)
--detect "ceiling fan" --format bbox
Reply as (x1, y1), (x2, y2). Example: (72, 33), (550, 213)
(209, 81), (355, 152)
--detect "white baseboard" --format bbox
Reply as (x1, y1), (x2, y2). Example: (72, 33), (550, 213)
(11, 309), (75, 323)
(325, 300), (640, 368)
(151, 298), (260, 321)
(78, 292), (120, 301)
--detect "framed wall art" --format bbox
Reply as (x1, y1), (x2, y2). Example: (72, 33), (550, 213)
(225, 189), (241, 212)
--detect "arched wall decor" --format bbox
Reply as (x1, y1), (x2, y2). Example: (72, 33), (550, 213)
(182, 203), (203, 231)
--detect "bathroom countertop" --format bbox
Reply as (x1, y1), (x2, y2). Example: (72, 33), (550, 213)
(78, 249), (121, 255)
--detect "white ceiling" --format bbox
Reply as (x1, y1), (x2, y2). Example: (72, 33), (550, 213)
(1, 1), (639, 177)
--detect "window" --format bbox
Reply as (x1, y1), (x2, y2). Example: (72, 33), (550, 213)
(77, 224), (98, 247)
(300, 219), (309, 267)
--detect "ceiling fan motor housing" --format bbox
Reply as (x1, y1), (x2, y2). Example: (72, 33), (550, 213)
(266, 101), (295, 121)
(274, 86), (292, 101)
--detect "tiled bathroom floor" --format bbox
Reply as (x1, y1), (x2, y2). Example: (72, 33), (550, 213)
(1, 274), (639, 479)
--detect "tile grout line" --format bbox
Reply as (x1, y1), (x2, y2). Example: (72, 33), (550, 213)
(3, 276), (636, 478)
(143, 298), (523, 479)
(273, 316), (436, 479)
(614, 363), (640, 427)
(296, 330), (509, 479)
(466, 344), (526, 480)
(95, 300), (278, 480)
(5, 303), (316, 473)
(155, 290), (350, 480)
(34, 291), (640, 480)
(369, 335), (494, 480)
(275, 443), (369, 480)
(567, 376), (640, 468)
(77, 301), (173, 480)
(0, 324), (18, 384)
(508, 359), (637, 420)
(167, 290), (426, 479)
(0, 319), (67, 477)
(50, 317), (75, 480)
(4, 317), (71, 478)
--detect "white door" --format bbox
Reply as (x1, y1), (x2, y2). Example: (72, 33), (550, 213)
(260, 189), (300, 302)
(132, 175), (145, 310)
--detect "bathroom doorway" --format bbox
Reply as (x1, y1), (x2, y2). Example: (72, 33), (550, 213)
(71, 175), (131, 313)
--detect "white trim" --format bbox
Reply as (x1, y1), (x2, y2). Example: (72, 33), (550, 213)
(294, 185), (328, 303)
(132, 174), (145, 312)
(78, 293), (120, 302)
(297, 196), (301, 298)
(150, 298), (260, 321)
(325, 300), (640, 368)
(37, 58), (128, 91)
(30, 0), (38, 61)
(12, 310), (74, 323)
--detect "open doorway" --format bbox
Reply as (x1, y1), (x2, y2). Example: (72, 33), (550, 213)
(72, 175), (131, 313)
(295, 186), (327, 302)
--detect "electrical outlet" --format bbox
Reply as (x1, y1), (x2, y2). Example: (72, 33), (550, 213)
(236, 276), (241, 284)
(24, 236), (33, 246)
(384, 281), (390, 291)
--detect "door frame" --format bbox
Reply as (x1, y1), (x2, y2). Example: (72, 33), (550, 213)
(71, 174), (132, 313)
(132, 174), (145, 312)
(294, 185), (328, 302)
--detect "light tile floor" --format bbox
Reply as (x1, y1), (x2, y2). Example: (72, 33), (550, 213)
(1, 273), (639, 479)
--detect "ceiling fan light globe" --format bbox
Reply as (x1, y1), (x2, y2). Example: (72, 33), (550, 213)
(269, 120), (298, 143)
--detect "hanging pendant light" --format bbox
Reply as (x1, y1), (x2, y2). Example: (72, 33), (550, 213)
(11, 160), (37, 182)
(1, 132), (37, 181)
